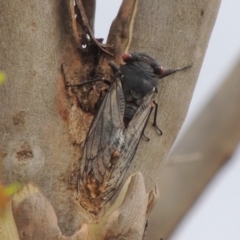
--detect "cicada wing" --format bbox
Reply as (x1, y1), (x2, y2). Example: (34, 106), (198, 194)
(79, 77), (154, 213)
(102, 93), (154, 198)
(79, 78), (126, 211)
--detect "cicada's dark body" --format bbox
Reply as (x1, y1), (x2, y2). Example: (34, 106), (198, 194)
(78, 53), (191, 213)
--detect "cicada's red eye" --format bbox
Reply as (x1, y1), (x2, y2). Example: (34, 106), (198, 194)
(155, 66), (165, 75)
(122, 53), (132, 62)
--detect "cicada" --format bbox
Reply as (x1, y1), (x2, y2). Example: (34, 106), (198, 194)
(78, 52), (191, 213)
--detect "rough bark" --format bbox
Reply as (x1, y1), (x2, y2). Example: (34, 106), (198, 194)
(0, 0), (221, 239)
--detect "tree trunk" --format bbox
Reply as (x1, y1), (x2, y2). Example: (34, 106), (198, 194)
(0, 0), (220, 239)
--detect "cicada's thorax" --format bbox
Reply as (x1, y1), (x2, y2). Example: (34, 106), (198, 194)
(120, 60), (159, 127)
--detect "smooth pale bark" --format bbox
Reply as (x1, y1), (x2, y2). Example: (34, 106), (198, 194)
(0, 0), (84, 235)
(148, 56), (240, 239)
(125, 0), (221, 191)
(0, 0), (221, 239)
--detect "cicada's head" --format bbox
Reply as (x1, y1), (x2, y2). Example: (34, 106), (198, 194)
(119, 52), (163, 98)
(121, 52), (165, 78)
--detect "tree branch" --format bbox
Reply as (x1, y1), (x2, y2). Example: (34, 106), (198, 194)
(148, 56), (240, 239)
(123, 0), (221, 193)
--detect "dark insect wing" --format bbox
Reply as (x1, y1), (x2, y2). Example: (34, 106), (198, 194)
(79, 78), (126, 211)
(80, 78), (125, 181)
(104, 92), (154, 193)
(79, 77), (154, 213)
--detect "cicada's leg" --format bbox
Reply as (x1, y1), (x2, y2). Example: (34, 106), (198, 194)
(141, 101), (162, 141)
(68, 61), (122, 89)
(152, 100), (163, 135)
(142, 133), (150, 142)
